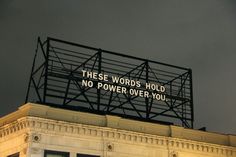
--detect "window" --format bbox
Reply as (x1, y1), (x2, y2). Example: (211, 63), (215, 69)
(44, 150), (69, 157)
(77, 153), (100, 157)
(7, 153), (19, 157)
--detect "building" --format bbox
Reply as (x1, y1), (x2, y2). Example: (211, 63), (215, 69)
(0, 103), (235, 157)
(1, 37), (235, 157)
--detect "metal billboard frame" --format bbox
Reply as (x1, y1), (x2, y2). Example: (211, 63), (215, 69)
(25, 37), (194, 128)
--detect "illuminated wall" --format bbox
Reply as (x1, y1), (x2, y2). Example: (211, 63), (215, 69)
(0, 103), (235, 157)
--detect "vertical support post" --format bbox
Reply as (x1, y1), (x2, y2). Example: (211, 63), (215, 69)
(180, 76), (184, 127)
(97, 49), (102, 111)
(145, 60), (149, 119)
(43, 38), (50, 103)
(170, 81), (172, 107)
(189, 69), (194, 128)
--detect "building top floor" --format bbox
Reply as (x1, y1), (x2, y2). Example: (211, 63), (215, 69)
(0, 103), (235, 147)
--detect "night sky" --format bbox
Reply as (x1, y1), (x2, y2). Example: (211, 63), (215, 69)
(0, 0), (236, 134)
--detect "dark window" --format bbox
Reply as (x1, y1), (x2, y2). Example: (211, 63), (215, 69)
(7, 152), (19, 157)
(44, 150), (69, 157)
(77, 153), (100, 157)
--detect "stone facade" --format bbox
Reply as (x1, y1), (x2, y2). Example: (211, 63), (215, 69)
(0, 103), (236, 157)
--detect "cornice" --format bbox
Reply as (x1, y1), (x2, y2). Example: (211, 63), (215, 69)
(0, 116), (235, 156)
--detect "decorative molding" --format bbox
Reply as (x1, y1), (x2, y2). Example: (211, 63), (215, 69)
(0, 119), (28, 138)
(106, 142), (114, 152)
(169, 150), (178, 157)
(31, 133), (41, 143)
(0, 116), (235, 156)
(24, 133), (29, 143)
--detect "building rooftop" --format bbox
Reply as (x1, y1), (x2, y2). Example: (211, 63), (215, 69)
(0, 103), (236, 148)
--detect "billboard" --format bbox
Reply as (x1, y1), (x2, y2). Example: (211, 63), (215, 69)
(26, 37), (194, 128)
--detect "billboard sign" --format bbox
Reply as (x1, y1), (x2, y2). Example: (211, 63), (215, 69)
(26, 37), (194, 128)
